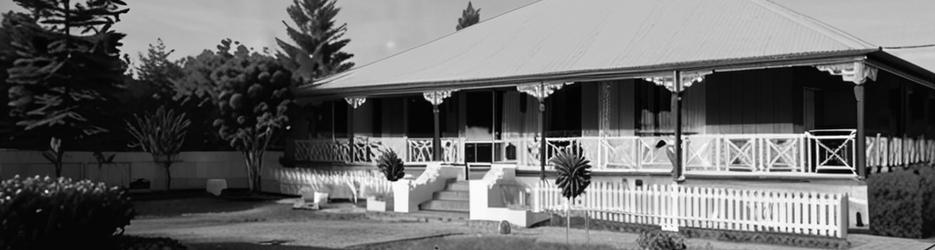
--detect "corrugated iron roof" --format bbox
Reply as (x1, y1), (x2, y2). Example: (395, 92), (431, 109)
(303, 0), (878, 97)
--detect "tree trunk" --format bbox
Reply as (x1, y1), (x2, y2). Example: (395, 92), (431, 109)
(243, 152), (255, 192)
(253, 151), (264, 193)
(163, 161), (173, 191)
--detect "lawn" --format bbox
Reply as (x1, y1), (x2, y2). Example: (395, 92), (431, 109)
(353, 234), (624, 250)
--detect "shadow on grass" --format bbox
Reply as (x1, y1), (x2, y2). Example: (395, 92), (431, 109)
(188, 242), (338, 250)
(350, 235), (620, 250)
(132, 189), (291, 217)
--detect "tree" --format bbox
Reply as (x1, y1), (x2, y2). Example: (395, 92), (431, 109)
(135, 38), (225, 150)
(456, 2), (481, 31)
(209, 39), (293, 193)
(0, 12), (28, 147)
(5, 0), (129, 177)
(135, 38), (184, 102)
(126, 106), (191, 190)
(276, 0), (354, 83)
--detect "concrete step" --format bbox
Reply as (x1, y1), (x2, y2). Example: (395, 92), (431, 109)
(419, 200), (470, 213)
(434, 191), (469, 201)
(446, 181), (469, 191)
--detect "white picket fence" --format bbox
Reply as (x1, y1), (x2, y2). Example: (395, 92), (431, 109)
(531, 181), (849, 238)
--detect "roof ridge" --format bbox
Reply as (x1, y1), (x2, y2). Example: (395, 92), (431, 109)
(753, 0), (877, 50)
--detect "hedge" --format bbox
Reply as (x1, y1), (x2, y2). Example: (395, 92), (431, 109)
(0, 175), (135, 249)
(867, 164), (935, 238)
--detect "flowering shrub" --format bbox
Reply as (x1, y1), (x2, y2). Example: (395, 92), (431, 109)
(0, 175), (135, 249)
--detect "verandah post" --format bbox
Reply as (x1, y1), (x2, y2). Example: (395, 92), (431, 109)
(347, 103), (355, 162)
(539, 94), (547, 180)
(673, 70), (685, 182)
(855, 84), (866, 179)
(433, 104), (441, 162)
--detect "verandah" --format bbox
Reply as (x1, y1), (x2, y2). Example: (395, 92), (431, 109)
(294, 62), (935, 179)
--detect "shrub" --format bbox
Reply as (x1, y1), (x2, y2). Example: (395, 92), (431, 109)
(376, 149), (405, 182)
(636, 230), (686, 250)
(551, 151), (592, 199)
(0, 175), (135, 249)
(867, 164), (935, 238)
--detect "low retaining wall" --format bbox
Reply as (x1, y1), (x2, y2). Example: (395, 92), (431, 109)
(0, 150), (282, 191)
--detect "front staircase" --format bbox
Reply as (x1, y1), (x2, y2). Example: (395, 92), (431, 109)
(418, 179), (469, 213)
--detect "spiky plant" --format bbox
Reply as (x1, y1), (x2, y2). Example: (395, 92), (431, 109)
(552, 151), (592, 199)
(376, 149), (405, 182)
(551, 150), (592, 245)
(126, 106), (191, 190)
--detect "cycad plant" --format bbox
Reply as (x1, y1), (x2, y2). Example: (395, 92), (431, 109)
(551, 150), (592, 245)
(126, 106), (191, 190)
(376, 149), (405, 182)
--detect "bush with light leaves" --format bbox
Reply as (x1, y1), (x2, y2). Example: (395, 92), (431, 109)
(210, 39), (294, 192)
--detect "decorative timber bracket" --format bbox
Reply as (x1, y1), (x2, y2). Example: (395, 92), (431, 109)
(345, 96), (367, 109)
(422, 89), (458, 164)
(516, 81), (571, 180)
(643, 71), (712, 92)
(422, 89), (457, 105)
(816, 62), (878, 85)
(516, 82), (569, 101)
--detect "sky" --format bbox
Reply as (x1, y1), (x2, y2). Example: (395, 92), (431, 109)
(1, 0), (933, 70)
(1, 0), (539, 65)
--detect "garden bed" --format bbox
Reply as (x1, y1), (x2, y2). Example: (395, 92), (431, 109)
(544, 213), (850, 249)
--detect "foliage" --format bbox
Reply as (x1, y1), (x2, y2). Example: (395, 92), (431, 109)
(210, 39), (294, 192)
(40, 137), (65, 176)
(0, 175), (135, 249)
(276, 0), (354, 83)
(0, 12), (24, 144)
(867, 164), (935, 238)
(551, 151), (592, 199)
(376, 149), (405, 182)
(126, 106), (190, 190)
(135, 38), (184, 102)
(6, 0), (128, 139)
(456, 1), (481, 31)
(636, 230), (686, 250)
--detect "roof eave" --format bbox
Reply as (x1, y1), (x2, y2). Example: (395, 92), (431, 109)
(866, 51), (935, 90)
(296, 49), (877, 101)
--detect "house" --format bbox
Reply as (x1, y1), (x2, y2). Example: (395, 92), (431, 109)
(280, 0), (935, 231)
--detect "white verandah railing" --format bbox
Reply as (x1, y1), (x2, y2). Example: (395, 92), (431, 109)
(531, 181), (849, 238)
(294, 137), (463, 164)
(294, 131), (935, 176)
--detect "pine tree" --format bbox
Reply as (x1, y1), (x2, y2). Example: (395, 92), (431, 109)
(5, 0), (128, 177)
(456, 2), (481, 31)
(136, 38), (184, 102)
(276, 0), (355, 83)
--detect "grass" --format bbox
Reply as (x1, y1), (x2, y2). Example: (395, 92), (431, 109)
(351, 235), (622, 250)
(131, 189), (288, 217)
